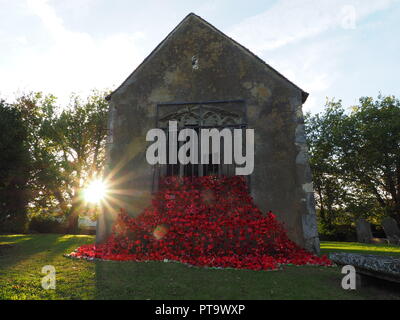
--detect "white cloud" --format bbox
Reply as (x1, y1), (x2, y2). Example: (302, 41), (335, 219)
(227, 0), (397, 113)
(0, 0), (145, 106)
(229, 0), (396, 53)
(264, 37), (343, 113)
(1, 0), (397, 113)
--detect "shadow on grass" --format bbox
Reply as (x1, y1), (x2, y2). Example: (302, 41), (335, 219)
(0, 235), (34, 245)
(2, 235), (400, 300)
(0, 235), (48, 270)
(93, 259), (373, 300)
(46, 235), (93, 260)
(0, 234), (96, 300)
(92, 242), (400, 300)
(358, 274), (400, 297)
(0, 234), (92, 271)
(94, 260), (199, 300)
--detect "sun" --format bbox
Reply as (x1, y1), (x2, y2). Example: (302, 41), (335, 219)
(83, 179), (107, 203)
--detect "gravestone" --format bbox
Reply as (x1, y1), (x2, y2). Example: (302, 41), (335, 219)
(356, 218), (373, 244)
(97, 13), (320, 254)
(382, 217), (400, 245)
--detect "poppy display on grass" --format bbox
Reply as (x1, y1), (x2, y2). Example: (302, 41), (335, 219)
(67, 176), (331, 270)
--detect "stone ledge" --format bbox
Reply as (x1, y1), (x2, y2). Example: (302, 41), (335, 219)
(329, 252), (400, 283)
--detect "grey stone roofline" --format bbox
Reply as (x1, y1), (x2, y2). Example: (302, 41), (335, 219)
(105, 12), (309, 104)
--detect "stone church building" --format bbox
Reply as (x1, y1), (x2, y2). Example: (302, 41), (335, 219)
(97, 13), (320, 254)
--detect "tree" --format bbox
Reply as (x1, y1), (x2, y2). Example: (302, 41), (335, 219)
(339, 95), (400, 223)
(12, 92), (65, 216)
(305, 100), (349, 234)
(12, 91), (109, 233)
(0, 100), (31, 232)
(42, 91), (109, 233)
(305, 95), (400, 235)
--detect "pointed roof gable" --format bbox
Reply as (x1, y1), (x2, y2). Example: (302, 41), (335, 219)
(106, 13), (309, 103)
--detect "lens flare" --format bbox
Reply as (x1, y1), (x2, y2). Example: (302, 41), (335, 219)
(83, 179), (107, 203)
(153, 224), (169, 240)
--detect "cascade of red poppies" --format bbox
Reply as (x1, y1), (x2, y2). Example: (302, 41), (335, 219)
(69, 176), (331, 270)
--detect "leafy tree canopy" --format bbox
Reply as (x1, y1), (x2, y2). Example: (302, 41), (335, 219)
(305, 95), (400, 236)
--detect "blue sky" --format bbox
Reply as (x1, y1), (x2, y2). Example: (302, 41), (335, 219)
(1, 0), (399, 113)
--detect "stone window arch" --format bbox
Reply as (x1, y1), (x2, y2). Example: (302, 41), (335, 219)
(152, 100), (247, 191)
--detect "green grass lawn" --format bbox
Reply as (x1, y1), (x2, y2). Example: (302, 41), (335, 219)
(321, 241), (400, 256)
(1, 234), (399, 300)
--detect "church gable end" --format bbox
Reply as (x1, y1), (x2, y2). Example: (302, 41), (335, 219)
(100, 13), (319, 255)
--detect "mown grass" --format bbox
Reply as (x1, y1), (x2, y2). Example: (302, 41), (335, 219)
(320, 241), (400, 257)
(0, 234), (399, 300)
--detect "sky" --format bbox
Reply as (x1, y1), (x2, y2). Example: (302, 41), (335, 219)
(1, 0), (399, 114)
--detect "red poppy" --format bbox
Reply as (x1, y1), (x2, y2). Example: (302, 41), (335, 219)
(68, 176), (332, 270)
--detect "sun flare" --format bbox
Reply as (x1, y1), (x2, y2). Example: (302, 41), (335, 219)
(83, 179), (107, 203)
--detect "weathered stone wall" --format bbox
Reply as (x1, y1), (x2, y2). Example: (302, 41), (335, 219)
(98, 14), (319, 253)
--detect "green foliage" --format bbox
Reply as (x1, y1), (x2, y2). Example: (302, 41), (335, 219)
(305, 100), (348, 233)
(0, 100), (30, 233)
(305, 95), (400, 237)
(340, 95), (400, 220)
(50, 92), (109, 232)
(28, 213), (67, 234)
(12, 92), (64, 216)
(0, 90), (109, 233)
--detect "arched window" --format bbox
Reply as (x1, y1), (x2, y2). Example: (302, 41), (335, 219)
(152, 100), (247, 191)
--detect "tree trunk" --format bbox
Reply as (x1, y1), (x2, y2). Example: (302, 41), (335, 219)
(67, 193), (82, 234)
(317, 184), (327, 225)
(67, 208), (79, 234)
